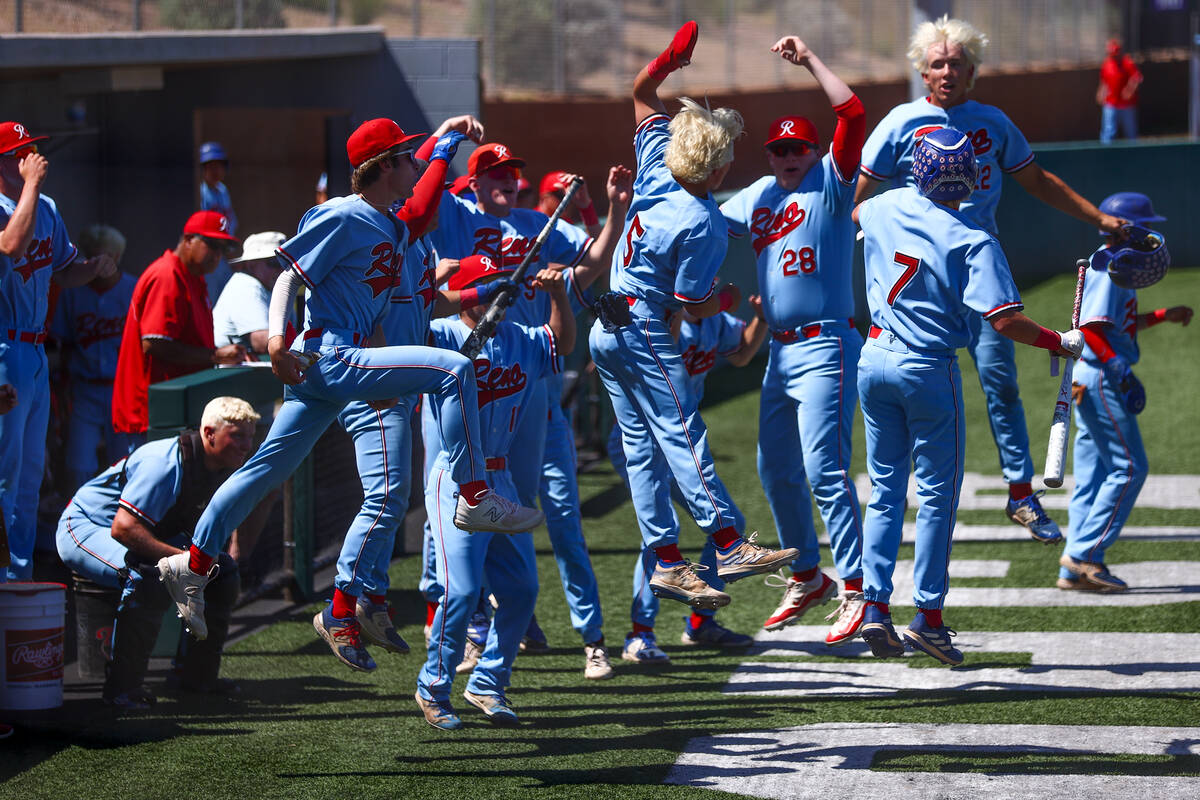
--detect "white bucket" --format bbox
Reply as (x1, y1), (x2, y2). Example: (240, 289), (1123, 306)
(0, 582), (67, 710)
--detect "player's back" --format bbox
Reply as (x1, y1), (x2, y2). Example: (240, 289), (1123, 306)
(69, 437), (180, 525)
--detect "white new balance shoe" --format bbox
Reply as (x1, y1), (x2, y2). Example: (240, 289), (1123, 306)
(454, 490), (544, 534)
(157, 552), (216, 640)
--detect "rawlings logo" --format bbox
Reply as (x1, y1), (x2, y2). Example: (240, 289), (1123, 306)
(680, 344), (717, 376)
(14, 236), (54, 282)
(474, 358), (527, 408)
(750, 202), (806, 256)
(75, 312), (126, 349)
(362, 241), (402, 298)
(5, 627), (64, 682)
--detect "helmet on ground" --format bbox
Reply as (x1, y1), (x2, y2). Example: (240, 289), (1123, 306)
(912, 127), (977, 203)
(199, 141), (228, 164)
(1092, 224), (1170, 289)
(1098, 192), (1165, 230)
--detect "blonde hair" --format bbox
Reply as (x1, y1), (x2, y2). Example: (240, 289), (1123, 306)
(664, 97), (744, 185)
(908, 14), (989, 89)
(77, 224), (126, 262)
(200, 396), (260, 431)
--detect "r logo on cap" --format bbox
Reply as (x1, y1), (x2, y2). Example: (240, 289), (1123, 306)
(779, 120), (795, 136)
(13, 124), (28, 140)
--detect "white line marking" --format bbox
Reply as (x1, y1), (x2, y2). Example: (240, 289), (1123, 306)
(818, 524), (1200, 544)
(853, 472), (1200, 510)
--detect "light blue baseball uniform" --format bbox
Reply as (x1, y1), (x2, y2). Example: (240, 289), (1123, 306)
(590, 112), (745, 553)
(858, 187), (1021, 609)
(0, 191), (79, 581)
(187, 196), (488, 559)
(52, 274), (142, 491)
(721, 155), (864, 583)
(55, 437), (184, 588)
(1063, 247), (1146, 574)
(200, 180), (238, 304)
(419, 317), (557, 704)
(430, 191), (607, 645)
(862, 98), (1036, 484)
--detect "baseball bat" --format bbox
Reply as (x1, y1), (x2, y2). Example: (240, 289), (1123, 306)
(459, 176), (584, 359)
(1042, 258), (1088, 488)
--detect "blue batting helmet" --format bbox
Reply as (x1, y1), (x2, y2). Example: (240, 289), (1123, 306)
(198, 141), (228, 164)
(1098, 192), (1165, 233)
(912, 127), (978, 204)
(1092, 224), (1171, 289)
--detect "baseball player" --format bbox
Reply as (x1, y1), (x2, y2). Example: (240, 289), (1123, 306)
(614, 300), (768, 663)
(1059, 193), (1191, 591)
(51, 224), (140, 492)
(855, 15), (1127, 545)
(719, 35), (868, 644)
(417, 258), (574, 730)
(590, 20), (798, 612)
(428, 140), (632, 680)
(155, 119), (544, 651)
(0, 121), (118, 581)
(198, 141), (238, 303)
(854, 128), (1083, 666)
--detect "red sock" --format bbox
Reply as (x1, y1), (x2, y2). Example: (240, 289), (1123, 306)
(921, 608), (943, 627)
(425, 600), (439, 626)
(711, 527), (740, 549)
(844, 577), (863, 593)
(460, 480), (489, 504)
(868, 600), (889, 614)
(688, 612), (708, 630)
(1009, 482), (1032, 501)
(647, 20), (699, 80)
(794, 567), (819, 583)
(365, 593), (387, 606)
(654, 544), (684, 565)
(331, 588), (357, 620)
(188, 545), (213, 574)
(632, 622), (654, 635)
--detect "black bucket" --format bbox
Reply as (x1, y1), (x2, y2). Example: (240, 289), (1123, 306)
(72, 575), (119, 681)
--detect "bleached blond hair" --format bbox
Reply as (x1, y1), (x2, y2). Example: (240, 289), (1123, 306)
(664, 97), (744, 185)
(201, 396), (260, 431)
(908, 15), (989, 89)
(77, 224), (126, 262)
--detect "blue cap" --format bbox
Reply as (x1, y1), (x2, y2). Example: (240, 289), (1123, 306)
(1098, 192), (1165, 233)
(198, 141), (228, 164)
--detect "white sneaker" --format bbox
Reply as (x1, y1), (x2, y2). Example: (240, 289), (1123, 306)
(761, 570), (837, 631)
(824, 590), (866, 646)
(355, 599), (411, 654)
(622, 630), (671, 664)
(584, 642), (614, 680)
(157, 552), (216, 640)
(454, 490), (545, 534)
(456, 638), (483, 675)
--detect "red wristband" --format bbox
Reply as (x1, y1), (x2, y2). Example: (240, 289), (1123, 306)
(460, 287), (480, 310)
(1032, 326), (1061, 351)
(579, 203), (599, 227)
(718, 290), (734, 312)
(1145, 308), (1167, 327)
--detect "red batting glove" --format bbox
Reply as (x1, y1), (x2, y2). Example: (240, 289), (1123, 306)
(648, 20), (699, 81)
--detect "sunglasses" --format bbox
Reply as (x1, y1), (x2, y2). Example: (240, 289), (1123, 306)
(199, 236), (239, 256)
(484, 165), (521, 181)
(768, 141), (814, 158)
(7, 144), (38, 159)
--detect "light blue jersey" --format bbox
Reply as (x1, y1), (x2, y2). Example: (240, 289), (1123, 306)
(609, 114), (727, 312)
(69, 437), (183, 530)
(1081, 247), (1139, 366)
(720, 155), (856, 330)
(859, 187), (1021, 352)
(383, 235), (439, 347)
(52, 274), (137, 383)
(860, 98), (1034, 235)
(200, 181), (237, 234)
(677, 312), (745, 401)
(0, 193), (78, 330)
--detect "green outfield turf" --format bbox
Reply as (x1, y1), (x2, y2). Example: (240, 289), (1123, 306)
(3, 270), (1197, 800)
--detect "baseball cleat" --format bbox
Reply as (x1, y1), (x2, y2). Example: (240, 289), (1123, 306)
(715, 532), (800, 583)
(415, 691), (462, 731)
(1059, 554), (1129, 591)
(1005, 491), (1063, 544)
(902, 613), (964, 666)
(456, 610), (490, 674)
(158, 552), (215, 640)
(649, 561), (731, 610)
(583, 642), (614, 680)
(762, 570), (838, 631)
(462, 689), (520, 726)
(519, 615), (550, 654)
(680, 616), (753, 648)
(622, 631), (671, 664)
(355, 599), (411, 655)
(824, 590), (867, 646)
(453, 490), (544, 534)
(313, 605), (377, 673)
(860, 605), (905, 658)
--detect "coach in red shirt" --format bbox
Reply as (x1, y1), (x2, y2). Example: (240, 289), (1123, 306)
(1097, 38), (1142, 144)
(112, 211), (248, 434)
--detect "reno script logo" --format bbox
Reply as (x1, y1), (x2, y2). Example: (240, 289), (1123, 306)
(6, 627), (64, 682)
(750, 202), (806, 256)
(474, 358), (527, 408)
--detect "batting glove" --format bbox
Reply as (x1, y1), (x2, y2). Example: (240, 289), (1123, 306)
(1057, 328), (1085, 358)
(476, 278), (517, 305)
(1101, 356), (1146, 414)
(431, 130), (468, 164)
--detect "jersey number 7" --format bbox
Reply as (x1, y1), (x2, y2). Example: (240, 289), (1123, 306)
(887, 252), (921, 305)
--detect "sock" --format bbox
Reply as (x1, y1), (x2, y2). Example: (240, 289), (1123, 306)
(632, 622), (654, 635)
(365, 593), (387, 606)
(920, 608), (943, 627)
(844, 577), (863, 593)
(868, 600), (889, 615)
(647, 20), (699, 80)
(654, 544), (684, 565)
(794, 567), (819, 583)
(425, 600), (438, 626)
(688, 612), (708, 630)
(711, 527), (740, 550)
(460, 480), (489, 504)
(188, 545), (213, 574)
(1009, 482), (1032, 501)
(331, 588), (357, 620)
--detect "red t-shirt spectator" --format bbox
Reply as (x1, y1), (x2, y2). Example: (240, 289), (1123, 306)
(1100, 53), (1141, 109)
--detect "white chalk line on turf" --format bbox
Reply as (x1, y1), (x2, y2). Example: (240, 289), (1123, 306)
(666, 723), (1200, 800)
(818, 523), (1200, 545)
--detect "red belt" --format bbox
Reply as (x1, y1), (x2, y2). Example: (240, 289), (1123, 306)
(625, 296), (674, 322)
(303, 327), (367, 346)
(485, 457), (507, 471)
(772, 318), (854, 344)
(5, 328), (46, 345)
(868, 325), (884, 339)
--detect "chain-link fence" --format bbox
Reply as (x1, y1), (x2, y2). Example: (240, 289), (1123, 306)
(3, 1), (1161, 96)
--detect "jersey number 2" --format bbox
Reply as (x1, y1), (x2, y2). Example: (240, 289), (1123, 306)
(887, 252), (921, 305)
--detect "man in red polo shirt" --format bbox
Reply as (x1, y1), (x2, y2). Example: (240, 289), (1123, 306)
(112, 211), (249, 435)
(1097, 38), (1142, 144)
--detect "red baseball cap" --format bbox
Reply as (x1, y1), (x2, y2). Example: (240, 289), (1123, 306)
(0, 122), (48, 157)
(764, 116), (819, 148)
(347, 118), (426, 169)
(517, 176), (532, 193)
(539, 170), (571, 196)
(448, 254), (513, 291)
(447, 174), (474, 196)
(468, 143), (526, 177)
(183, 210), (239, 243)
